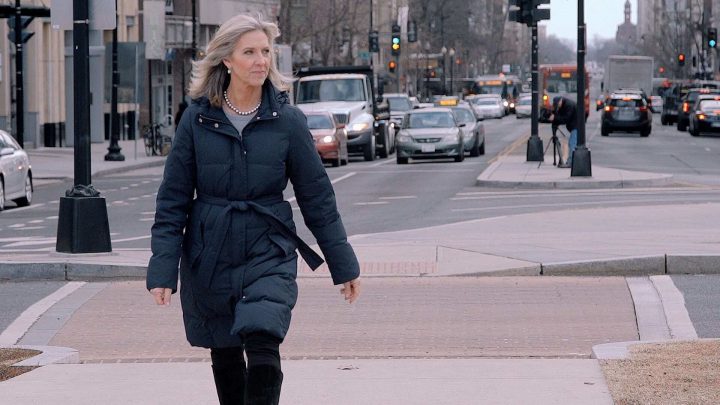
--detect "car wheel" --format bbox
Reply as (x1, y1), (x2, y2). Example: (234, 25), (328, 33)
(377, 126), (390, 159)
(454, 144), (465, 162)
(14, 174), (32, 207)
(0, 178), (5, 211)
(689, 125), (699, 137)
(363, 134), (376, 161)
(661, 116), (668, 125)
(396, 156), (408, 164)
(469, 136), (481, 157)
(640, 127), (651, 137)
(331, 155), (341, 167)
(678, 122), (687, 132)
(601, 125), (609, 136)
(479, 139), (485, 155)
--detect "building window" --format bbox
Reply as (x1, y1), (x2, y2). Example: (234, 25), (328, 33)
(126, 16), (135, 27)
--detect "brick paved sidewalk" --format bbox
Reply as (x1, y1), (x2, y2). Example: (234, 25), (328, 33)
(48, 277), (638, 362)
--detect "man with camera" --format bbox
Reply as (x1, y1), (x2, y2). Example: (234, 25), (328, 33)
(547, 96), (578, 168)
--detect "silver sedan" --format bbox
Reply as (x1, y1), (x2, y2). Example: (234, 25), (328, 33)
(395, 108), (465, 164)
(0, 130), (33, 210)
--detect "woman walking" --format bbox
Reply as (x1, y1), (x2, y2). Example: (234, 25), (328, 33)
(147, 14), (361, 404)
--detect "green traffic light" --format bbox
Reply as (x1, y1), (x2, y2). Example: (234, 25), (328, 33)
(710, 39), (717, 48)
(392, 38), (400, 44)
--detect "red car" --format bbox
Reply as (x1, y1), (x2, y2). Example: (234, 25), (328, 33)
(305, 111), (348, 167)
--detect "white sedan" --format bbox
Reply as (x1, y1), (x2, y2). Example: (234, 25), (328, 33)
(470, 97), (505, 119)
(0, 130), (33, 210)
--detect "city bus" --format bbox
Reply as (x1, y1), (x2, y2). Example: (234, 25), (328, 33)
(470, 74), (523, 113)
(539, 64), (589, 118)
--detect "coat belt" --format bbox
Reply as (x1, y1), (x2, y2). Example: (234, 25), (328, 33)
(194, 194), (324, 286)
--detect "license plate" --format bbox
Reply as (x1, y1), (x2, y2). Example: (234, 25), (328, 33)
(421, 144), (436, 153)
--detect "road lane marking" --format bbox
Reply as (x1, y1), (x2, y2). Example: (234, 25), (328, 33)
(450, 197), (706, 212)
(3, 237), (57, 247)
(140, 211), (155, 215)
(379, 196), (417, 200)
(28, 220), (44, 224)
(369, 159), (393, 167)
(288, 172), (356, 203)
(11, 226), (45, 230)
(8, 224), (25, 228)
(0, 203), (46, 213)
(354, 201), (389, 206)
(706, 147), (711, 152)
(139, 218), (155, 221)
(112, 235), (151, 243)
(0, 281), (86, 346)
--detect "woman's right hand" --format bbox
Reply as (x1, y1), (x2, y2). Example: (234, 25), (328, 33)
(150, 288), (173, 306)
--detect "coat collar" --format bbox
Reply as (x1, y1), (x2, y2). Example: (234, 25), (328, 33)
(192, 81), (289, 136)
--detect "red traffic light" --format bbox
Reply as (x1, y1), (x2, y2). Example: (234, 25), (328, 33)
(678, 54), (685, 62)
(388, 60), (397, 73)
(658, 66), (665, 74)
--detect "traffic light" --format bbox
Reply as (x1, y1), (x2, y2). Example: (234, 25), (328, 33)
(407, 20), (417, 43)
(388, 60), (397, 73)
(678, 53), (686, 66)
(391, 24), (401, 56)
(709, 28), (717, 48)
(369, 30), (379, 53)
(658, 66), (665, 74)
(509, 0), (550, 26)
(7, 16), (34, 45)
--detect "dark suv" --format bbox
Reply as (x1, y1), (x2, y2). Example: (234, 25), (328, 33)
(661, 83), (691, 125)
(677, 87), (720, 131)
(601, 92), (652, 137)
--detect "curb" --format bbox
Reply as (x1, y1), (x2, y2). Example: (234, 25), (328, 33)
(1, 254), (719, 281)
(4, 345), (79, 366)
(476, 172), (675, 189)
(592, 338), (720, 360)
(32, 158), (166, 183)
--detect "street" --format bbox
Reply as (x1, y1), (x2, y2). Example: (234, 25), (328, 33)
(1, 108), (719, 249)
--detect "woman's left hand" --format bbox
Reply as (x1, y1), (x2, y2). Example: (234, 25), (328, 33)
(340, 278), (361, 304)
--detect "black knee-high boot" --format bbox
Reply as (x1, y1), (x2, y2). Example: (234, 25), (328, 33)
(211, 347), (247, 405)
(212, 363), (247, 405)
(245, 365), (283, 405)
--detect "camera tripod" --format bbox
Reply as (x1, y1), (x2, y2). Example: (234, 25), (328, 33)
(544, 125), (567, 166)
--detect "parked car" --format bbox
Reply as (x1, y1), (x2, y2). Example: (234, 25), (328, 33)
(601, 92), (652, 137)
(395, 107), (465, 164)
(514, 95), (533, 118)
(688, 94), (720, 137)
(467, 95), (505, 119)
(0, 130), (32, 210)
(444, 101), (485, 157)
(677, 88), (720, 131)
(305, 111), (348, 167)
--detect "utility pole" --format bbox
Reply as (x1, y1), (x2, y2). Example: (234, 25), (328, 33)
(571, 0), (591, 176)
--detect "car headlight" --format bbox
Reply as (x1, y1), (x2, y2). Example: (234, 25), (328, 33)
(349, 122), (371, 132)
(397, 134), (412, 143)
(443, 133), (459, 142)
(321, 135), (335, 143)
(510, 103), (515, 108)
(503, 100), (509, 107)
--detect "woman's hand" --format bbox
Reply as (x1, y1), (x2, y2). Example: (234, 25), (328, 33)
(340, 278), (361, 304)
(150, 288), (173, 306)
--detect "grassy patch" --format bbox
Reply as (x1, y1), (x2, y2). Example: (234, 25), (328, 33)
(0, 348), (41, 382)
(601, 340), (720, 405)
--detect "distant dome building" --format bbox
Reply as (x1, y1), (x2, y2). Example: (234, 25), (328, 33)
(616, 0), (638, 48)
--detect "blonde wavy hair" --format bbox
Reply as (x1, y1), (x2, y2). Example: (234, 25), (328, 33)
(187, 14), (292, 107)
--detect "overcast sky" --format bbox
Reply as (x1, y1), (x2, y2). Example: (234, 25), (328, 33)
(542, 0), (637, 44)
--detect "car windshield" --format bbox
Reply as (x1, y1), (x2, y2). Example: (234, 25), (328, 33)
(387, 97), (412, 111)
(699, 100), (720, 111)
(297, 78), (366, 103)
(306, 114), (334, 129)
(475, 99), (498, 106)
(452, 108), (475, 123)
(518, 98), (532, 105)
(406, 112), (455, 128)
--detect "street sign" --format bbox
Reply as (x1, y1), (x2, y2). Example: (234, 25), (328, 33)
(144, 1), (166, 60)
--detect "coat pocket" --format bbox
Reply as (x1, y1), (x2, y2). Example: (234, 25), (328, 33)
(267, 232), (297, 257)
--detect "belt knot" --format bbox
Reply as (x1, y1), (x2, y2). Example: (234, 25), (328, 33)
(230, 201), (249, 211)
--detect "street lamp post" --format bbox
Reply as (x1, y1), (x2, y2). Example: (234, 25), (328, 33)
(424, 41), (430, 101)
(572, 0), (592, 176)
(105, 0), (124, 161)
(449, 48), (455, 95)
(441, 46), (447, 94)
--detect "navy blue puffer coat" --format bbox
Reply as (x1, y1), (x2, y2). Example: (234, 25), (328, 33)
(147, 81), (360, 348)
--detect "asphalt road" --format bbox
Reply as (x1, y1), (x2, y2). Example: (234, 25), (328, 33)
(0, 109), (719, 249)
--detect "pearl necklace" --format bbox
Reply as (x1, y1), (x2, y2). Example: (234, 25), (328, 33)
(223, 91), (261, 116)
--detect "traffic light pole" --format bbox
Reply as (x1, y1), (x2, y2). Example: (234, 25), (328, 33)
(527, 23), (543, 162)
(571, 0), (592, 176)
(13, 0), (24, 147)
(56, 0), (112, 253)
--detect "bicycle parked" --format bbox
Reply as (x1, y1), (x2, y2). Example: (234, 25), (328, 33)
(142, 117), (174, 157)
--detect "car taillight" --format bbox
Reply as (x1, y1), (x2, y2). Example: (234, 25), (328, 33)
(638, 106), (648, 112)
(604, 105), (613, 112)
(698, 114), (706, 120)
(683, 102), (690, 113)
